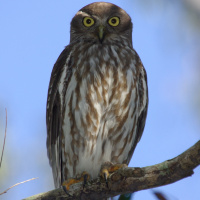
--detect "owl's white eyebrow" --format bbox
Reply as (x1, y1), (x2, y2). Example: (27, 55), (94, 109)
(77, 11), (90, 16)
(77, 11), (98, 19)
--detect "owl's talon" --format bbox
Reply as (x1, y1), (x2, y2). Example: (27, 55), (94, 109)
(83, 172), (90, 188)
(62, 185), (72, 196)
(101, 167), (109, 187)
(103, 171), (109, 188)
(62, 179), (76, 195)
(100, 162), (127, 187)
(62, 171), (90, 193)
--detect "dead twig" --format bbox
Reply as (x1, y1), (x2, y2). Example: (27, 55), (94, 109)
(0, 177), (38, 196)
(0, 108), (7, 168)
(0, 110), (39, 196)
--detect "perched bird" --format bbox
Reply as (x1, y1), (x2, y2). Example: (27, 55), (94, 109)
(46, 2), (148, 191)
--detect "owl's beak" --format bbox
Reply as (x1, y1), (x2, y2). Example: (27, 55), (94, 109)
(98, 25), (105, 43)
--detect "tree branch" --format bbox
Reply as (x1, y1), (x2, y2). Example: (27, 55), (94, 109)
(23, 140), (200, 200)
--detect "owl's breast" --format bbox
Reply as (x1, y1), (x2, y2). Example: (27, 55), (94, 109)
(64, 43), (139, 142)
(61, 44), (140, 178)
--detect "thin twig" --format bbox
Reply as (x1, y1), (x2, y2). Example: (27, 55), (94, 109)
(0, 177), (39, 196)
(0, 108), (7, 168)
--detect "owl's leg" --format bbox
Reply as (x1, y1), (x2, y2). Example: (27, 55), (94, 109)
(100, 162), (127, 187)
(62, 171), (90, 193)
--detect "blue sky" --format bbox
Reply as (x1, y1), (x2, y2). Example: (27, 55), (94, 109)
(0, 1), (200, 200)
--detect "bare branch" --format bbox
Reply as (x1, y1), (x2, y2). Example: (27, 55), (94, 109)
(23, 140), (200, 200)
(0, 178), (38, 196)
(0, 108), (7, 168)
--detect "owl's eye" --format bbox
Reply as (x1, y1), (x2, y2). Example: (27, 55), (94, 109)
(83, 17), (95, 27)
(108, 17), (120, 27)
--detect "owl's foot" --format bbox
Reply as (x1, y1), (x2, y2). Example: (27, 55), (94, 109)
(62, 171), (90, 193)
(100, 162), (127, 187)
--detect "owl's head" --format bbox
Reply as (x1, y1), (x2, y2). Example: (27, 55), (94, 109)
(70, 2), (133, 45)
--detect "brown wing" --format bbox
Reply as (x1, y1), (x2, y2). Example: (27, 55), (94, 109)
(46, 46), (71, 187)
(136, 62), (148, 143)
(126, 60), (148, 164)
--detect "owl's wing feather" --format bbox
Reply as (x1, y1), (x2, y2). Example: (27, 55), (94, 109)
(46, 46), (71, 187)
(136, 62), (148, 142)
(126, 61), (148, 164)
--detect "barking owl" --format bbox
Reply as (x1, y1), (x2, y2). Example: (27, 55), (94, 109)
(46, 2), (148, 190)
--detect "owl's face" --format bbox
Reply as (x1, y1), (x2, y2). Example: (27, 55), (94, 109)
(70, 2), (132, 45)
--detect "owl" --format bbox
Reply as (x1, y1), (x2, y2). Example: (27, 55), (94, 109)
(46, 2), (148, 192)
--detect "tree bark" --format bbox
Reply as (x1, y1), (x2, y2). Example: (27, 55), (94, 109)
(23, 140), (200, 200)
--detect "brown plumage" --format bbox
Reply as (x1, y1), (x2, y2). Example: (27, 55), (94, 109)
(46, 2), (148, 188)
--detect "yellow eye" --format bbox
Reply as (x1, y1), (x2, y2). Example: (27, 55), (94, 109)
(108, 17), (120, 27)
(83, 17), (95, 27)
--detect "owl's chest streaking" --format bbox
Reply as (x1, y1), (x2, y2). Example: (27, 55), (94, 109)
(59, 43), (140, 179)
